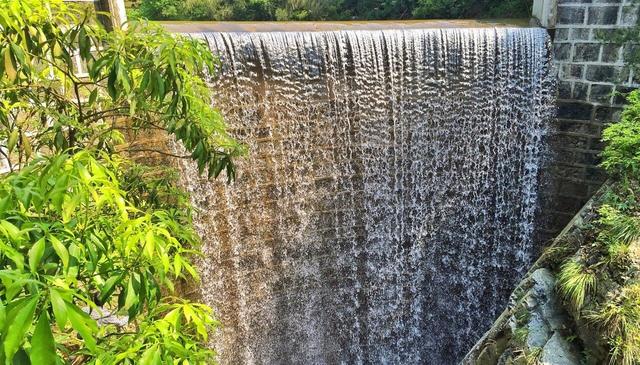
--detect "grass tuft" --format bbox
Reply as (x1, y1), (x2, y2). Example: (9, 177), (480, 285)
(588, 284), (640, 365)
(557, 259), (597, 312)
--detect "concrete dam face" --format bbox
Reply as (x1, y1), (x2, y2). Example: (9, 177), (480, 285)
(175, 27), (555, 364)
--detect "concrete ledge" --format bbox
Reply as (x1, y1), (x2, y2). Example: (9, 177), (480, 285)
(532, 0), (558, 28)
(158, 19), (533, 33)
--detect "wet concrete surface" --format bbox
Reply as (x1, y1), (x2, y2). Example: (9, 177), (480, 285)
(159, 19), (533, 33)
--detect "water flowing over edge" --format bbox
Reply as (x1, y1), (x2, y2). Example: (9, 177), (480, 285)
(174, 27), (556, 364)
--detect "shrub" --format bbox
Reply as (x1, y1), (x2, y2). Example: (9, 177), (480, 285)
(133, 0), (532, 21)
(588, 284), (640, 365)
(0, 0), (244, 363)
(601, 90), (640, 179)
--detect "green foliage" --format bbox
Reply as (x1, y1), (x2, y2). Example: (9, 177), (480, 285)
(413, 0), (473, 19)
(0, 0), (244, 176)
(557, 259), (597, 312)
(0, 152), (214, 363)
(602, 90), (640, 179)
(512, 325), (529, 347)
(588, 284), (640, 365)
(554, 91), (640, 364)
(596, 204), (640, 265)
(0, 0), (244, 363)
(134, 0), (532, 21)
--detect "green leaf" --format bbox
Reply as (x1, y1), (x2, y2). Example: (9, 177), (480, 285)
(11, 349), (29, 365)
(49, 288), (67, 329)
(28, 237), (45, 273)
(99, 273), (123, 304)
(0, 240), (24, 270)
(49, 235), (68, 269)
(139, 345), (161, 365)
(0, 195), (11, 212)
(3, 295), (38, 362)
(4, 47), (16, 81)
(0, 220), (21, 242)
(0, 301), (5, 330)
(66, 303), (97, 351)
(7, 130), (18, 153)
(78, 27), (90, 60)
(124, 275), (137, 311)
(107, 61), (118, 100)
(10, 44), (26, 68)
(30, 312), (56, 365)
(88, 89), (98, 106)
(21, 133), (31, 160)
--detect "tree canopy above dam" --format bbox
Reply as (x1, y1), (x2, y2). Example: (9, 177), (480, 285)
(131, 0), (533, 22)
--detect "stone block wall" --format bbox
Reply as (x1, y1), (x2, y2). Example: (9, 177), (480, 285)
(540, 0), (639, 237)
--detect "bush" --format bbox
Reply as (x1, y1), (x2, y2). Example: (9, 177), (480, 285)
(601, 90), (640, 179)
(134, 0), (533, 21)
(0, 0), (244, 363)
(553, 90), (640, 364)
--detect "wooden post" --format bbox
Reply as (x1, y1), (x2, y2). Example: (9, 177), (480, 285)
(95, 0), (127, 30)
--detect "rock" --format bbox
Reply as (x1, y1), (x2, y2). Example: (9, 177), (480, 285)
(531, 268), (555, 294)
(540, 333), (580, 365)
(527, 312), (551, 348)
(531, 268), (565, 331)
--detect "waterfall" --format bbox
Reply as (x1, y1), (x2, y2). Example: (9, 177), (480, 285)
(176, 27), (555, 364)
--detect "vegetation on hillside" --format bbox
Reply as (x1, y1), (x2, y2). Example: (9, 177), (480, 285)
(552, 90), (640, 364)
(0, 0), (244, 363)
(131, 0), (533, 22)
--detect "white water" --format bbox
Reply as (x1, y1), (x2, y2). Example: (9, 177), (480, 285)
(177, 28), (555, 364)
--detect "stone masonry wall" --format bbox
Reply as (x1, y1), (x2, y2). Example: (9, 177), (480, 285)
(541, 0), (638, 237)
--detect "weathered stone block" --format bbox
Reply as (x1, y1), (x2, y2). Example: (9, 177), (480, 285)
(594, 105), (623, 122)
(589, 84), (614, 103)
(556, 29), (570, 41)
(573, 82), (589, 100)
(601, 44), (621, 63)
(557, 101), (593, 119)
(559, 81), (573, 99)
(559, 179), (590, 197)
(593, 28), (618, 41)
(587, 6), (620, 25)
(585, 65), (627, 83)
(586, 166), (608, 182)
(573, 43), (599, 62)
(623, 44), (639, 63)
(570, 28), (591, 40)
(541, 333), (581, 365)
(558, 6), (586, 24)
(563, 64), (585, 79)
(558, 119), (601, 135)
(555, 43), (573, 61)
(558, 0), (592, 3)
